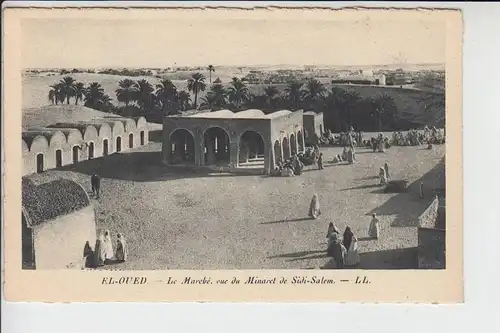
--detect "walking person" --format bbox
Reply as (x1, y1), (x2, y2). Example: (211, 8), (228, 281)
(318, 153), (324, 170)
(368, 213), (380, 239)
(342, 226), (354, 252)
(345, 236), (360, 267)
(93, 233), (106, 267)
(327, 233), (347, 269)
(115, 233), (129, 263)
(91, 174), (101, 199)
(103, 229), (114, 262)
(308, 193), (321, 219)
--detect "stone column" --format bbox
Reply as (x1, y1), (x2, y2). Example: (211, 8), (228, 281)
(263, 144), (271, 174)
(162, 130), (170, 165)
(194, 135), (202, 166)
(229, 140), (239, 169)
(301, 130), (306, 152)
(206, 136), (215, 165)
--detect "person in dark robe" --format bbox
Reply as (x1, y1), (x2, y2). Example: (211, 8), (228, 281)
(318, 153), (324, 170)
(342, 226), (354, 253)
(91, 174), (101, 199)
(115, 233), (129, 262)
(327, 233), (347, 269)
(83, 241), (94, 268)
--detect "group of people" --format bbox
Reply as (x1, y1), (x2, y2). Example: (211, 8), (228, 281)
(319, 128), (364, 148)
(83, 230), (129, 268)
(274, 154), (305, 177)
(390, 126), (444, 147)
(307, 194), (382, 269)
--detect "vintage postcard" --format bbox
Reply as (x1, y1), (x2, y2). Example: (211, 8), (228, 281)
(3, 5), (463, 302)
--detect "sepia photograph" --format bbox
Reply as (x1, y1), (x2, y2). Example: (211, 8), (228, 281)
(3, 6), (463, 302)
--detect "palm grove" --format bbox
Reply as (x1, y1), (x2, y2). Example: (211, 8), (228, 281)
(48, 68), (404, 132)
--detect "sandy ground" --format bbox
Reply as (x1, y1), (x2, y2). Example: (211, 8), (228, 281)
(28, 140), (445, 270)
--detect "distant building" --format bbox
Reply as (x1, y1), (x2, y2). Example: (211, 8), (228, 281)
(331, 74), (386, 86)
(22, 178), (96, 270)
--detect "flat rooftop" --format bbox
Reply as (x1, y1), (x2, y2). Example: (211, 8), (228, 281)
(167, 109), (302, 120)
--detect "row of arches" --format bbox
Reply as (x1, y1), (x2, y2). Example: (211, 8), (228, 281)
(167, 126), (304, 169)
(23, 117), (149, 175)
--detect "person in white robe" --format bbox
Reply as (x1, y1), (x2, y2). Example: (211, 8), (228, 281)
(347, 148), (354, 164)
(368, 214), (380, 239)
(384, 162), (390, 180)
(342, 147), (348, 161)
(115, 233), (129, 262)
(93, 233), (106, 267)
(345, 236), (360, 267)
(308, 193), (321, 219)
(103, 229), (114, 261)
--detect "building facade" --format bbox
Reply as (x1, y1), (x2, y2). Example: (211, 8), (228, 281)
(162, 109), (306, 174)
(303, 111), (324, 145)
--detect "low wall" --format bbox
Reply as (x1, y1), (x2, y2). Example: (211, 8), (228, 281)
(33, 205), (96, 269)
(418, 196), (439, 228)
(417, 196), (446, 269)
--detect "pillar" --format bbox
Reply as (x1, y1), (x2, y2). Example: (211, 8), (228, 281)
(206, 136), (215, 165)
(162, 130), (170, 164)
(229, 141), (239, 169)
(301, 130), (306, 153)
(194, 135), (202, 166)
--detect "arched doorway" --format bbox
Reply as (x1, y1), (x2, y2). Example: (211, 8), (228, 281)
(129, 133), (134, 149)
(290, 133), (297, 155)
(170, 129), (195, 164)
(55, 149), (62, 168)
(297, 130), (304, 152)
(103, 139), (109, 156)
(204, 127), (230, 165)
(22, 213), (35, 269)
(274, 140), (282, 164)
(36, 153), (44, 173)
(282, 137), (290, 160)
(72, 146), (79, 164)
(116, 137), (122, 152)
(140, 131), (145, 145)
(239, 131), (265, 166)
(88, 142), (94, 160)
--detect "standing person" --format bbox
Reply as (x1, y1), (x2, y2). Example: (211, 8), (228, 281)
(91, 174), (101, 199)
(83, 241), (94, 268)
(115, 233), (129, 263)
(93, 233), (106, 267)
(345, 236), (360, 267)
(384, 162), (390, 180)
(326, 222), (340, 239)
(103, 229), (114, 262)
(317, 153), (324, 170)
(347, 148), (354, 164)
(342, 226), (354, 252)
(327, 233), (347, 269)
(379, 167), (388, 185)
(308, 193), (321, 219)
(368, 213), (380, 239)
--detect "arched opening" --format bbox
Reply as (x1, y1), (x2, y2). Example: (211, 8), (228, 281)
(55, 149), (63, 168)
(36, 153), (44, 173)
(274, 140), (282, 165)
(282, 137), (290, 160)
(22, 213), (35, 269)
(116, 136), (122, 152)
(129, 133), (134, 149)
(297, 130), (304, 152)
(72, 146), (79, 164)
(88, 142), (94, 160)
(140, 131), (145, 145)
(290, 133), (297, 155)
(239, 130), (265, 167)
(169, 129), (195, 165)
(103, 139), (109, 156)
(204, 127), (230, 165)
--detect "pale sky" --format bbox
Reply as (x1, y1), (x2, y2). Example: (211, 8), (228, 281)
(22, 17), (446, 68)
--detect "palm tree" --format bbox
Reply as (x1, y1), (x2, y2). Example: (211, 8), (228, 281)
(155, 79), (178, 114)
(115, 79), (138, 115)
(200, 93), (217, 110)
(303, 79), (326, 110)
(343, 91), (362, 130)
(325, 87), (361, 131)
(207, 65), (215, 83)
(178, 90), (191, 111)
(369, 93), (397, 131)
(285, 80), (304, 110)
(263, 86), (279, 110)
(59, 76), (77, 104)
(84, 82), (105, 108)
(49, 83), (65, 104)
(134, 79), (155, 111)
(228, 77), (249, 110)
(187, 72), (206, 109)
(73, 82), (86, 105)
(419, 93), (445, 111)
(207, 84), (227, 110)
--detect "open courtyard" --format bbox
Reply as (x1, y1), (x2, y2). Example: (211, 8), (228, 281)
(27, 134), (445, 270)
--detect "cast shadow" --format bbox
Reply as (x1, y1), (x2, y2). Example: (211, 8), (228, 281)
(340, 183), (381, 191)
(320, 247), (418, 270)
(366, 158), (445, 227)
(58, 151), (262, 182)
(260, 217), (311, 225)
(267, 249), (325, 259)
